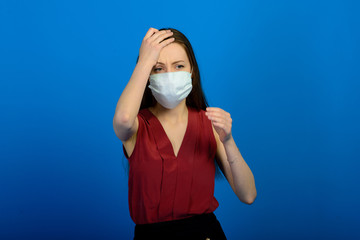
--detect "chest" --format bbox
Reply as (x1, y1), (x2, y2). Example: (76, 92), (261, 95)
(159, 120), (188, 157)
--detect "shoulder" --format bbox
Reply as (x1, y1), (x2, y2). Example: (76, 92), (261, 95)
(188, 107), (205, 116)
(138, 108), (149, 119)
(190, 107), (210, 124)
(189, 107), (215, 137)
(189, 107), (217, 156)
(137, 108), (154, 125)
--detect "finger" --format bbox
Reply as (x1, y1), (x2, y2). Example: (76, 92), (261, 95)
(147, 30), (169, 43)
(206, 111), (231, 123)
(207, 114), (232, 129)
(205, 111), (226, 119)
(206, 107), (230, 117)
(212, 121), (226, 130)
(144, 27), (159, 40)
(158, 37), (175, 48)
(153, 31), (173, 44)
(208, 115), (227, 125)
(206, 107), (227, 114)
(206, 107), (224, 112)
(145, 30), (167, 42)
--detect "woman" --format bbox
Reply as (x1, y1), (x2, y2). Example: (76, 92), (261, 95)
(113, 27), (257, 239)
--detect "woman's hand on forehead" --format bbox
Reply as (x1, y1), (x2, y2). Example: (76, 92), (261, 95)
(138, 28), (175, 67)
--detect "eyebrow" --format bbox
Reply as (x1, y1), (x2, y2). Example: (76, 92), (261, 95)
(156, 60), (185, 65)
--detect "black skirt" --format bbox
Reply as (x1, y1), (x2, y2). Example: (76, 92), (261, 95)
(134, 212), (227, 240)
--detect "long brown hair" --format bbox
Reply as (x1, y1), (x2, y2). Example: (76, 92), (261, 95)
(138, 28), (209, 111)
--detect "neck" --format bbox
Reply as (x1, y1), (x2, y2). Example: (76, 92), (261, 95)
(150, 100), (188, 122)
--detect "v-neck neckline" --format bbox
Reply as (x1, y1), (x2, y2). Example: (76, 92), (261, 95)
(146, 107), (191, 158)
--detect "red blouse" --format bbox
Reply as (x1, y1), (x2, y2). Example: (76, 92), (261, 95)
(123, 107), (219, 224)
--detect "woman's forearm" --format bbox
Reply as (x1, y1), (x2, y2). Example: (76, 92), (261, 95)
(113, 61), (153, 136)
(113, 29), (175, 141)
(223, 137), (257, 204)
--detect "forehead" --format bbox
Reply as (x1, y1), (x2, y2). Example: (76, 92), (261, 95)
(158, 42), (189, 63)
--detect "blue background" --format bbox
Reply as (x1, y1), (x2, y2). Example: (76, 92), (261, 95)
(1, 0), (359, 239)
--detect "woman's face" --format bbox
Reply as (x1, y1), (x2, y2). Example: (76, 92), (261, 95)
(151, 42), (192, 74)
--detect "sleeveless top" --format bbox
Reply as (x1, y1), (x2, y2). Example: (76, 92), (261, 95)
(123, 107), (219, 224)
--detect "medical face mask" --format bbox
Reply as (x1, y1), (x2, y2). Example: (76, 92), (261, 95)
(148, 71), (193, 109)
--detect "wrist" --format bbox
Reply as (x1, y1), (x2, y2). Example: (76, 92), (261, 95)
(221, 134), (234, 145)
(136, 60), (155, 72)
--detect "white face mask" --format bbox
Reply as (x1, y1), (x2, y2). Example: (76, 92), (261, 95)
(148, 71), (193, 109)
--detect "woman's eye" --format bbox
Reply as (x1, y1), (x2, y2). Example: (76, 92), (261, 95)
(176, 65), (184, 69)
(154, 67), (162, 72)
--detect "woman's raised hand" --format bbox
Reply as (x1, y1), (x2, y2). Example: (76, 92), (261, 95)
(113, 28), (174, 142)
(138, 28), (175, 67)
(205, 107), (233, 143)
